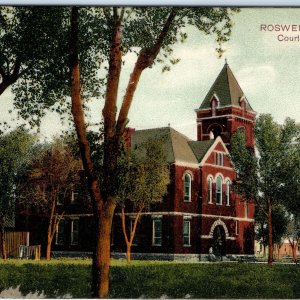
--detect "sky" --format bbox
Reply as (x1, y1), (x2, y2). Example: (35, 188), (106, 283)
(1, 7), (300, 140)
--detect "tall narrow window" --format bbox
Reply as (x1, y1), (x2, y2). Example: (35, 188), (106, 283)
(216, 175), (222, 205)
(235, 220), (239, 235)
(183, 219), (191, 246)
(245, 202), (248, 218)
(71, 189), (79, 203)
(152, 218), (162, 246)
(207, 177), (213, 204)
(226, 180), (231, 206)
(184, 173), (192, 202)
(211, 99), (217, 116)
(71, 219), (79, 245)
(217, 153), (224, 166)
(56, 220), (65, 245)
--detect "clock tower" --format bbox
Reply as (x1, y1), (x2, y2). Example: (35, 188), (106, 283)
(195, 62), (256, 151)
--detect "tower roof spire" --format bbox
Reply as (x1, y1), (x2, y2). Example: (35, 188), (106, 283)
(199, 63), (254, 112)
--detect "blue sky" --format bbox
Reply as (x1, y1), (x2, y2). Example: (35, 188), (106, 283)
(1, 8), (300, 140)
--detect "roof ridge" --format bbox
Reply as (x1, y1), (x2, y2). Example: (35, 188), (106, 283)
(169, 127), (192, 141)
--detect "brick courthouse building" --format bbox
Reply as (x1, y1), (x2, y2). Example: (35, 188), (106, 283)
(16, 62), (256, 260)
(111, 62), (256, 260)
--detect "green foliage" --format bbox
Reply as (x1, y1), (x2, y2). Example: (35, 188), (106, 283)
(0, 127), (35, 222)
(17, 138), (84, 214)
(255, 115), (300, 209)
(255, 205), (289, 246)
(2, 7), (104, 127)
(116, 137), (170, 210)
(10, 7), (239, 126)
(230, 129), (257, 201)
(279, 119), (300, 215)
(1, 260), (300, 298)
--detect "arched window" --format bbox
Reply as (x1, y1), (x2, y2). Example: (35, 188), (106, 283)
(216, 175), (222, 205)
(184, 173), (192, 202)
(207, 177), (213, 204)
(211, 99), (217, 116)
(226, 180), (231, 206)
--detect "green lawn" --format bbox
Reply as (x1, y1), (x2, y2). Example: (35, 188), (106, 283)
(0, 259), (299, 298)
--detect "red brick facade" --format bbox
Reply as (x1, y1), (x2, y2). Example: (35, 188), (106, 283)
(112, 63), (256, 260)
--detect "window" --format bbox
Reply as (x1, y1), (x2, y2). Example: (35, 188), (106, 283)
(57, 192), (64, 205)
(245, 202), (248, 218)
(211, 98), (218, 116)
(184, 173), (192, 202)
(183, 219), (191, 246)
(56, 220), (65, 245)
(71, 219), (79, 245)
(226, 180), (231, 206)
(235, 220), (239, 235)
(207, 177), (213, 204)
(152, 218), (162, 246)
(71, 189), (79, 203)
(214, 152), (224, 166)
(216, 175), (222, 205)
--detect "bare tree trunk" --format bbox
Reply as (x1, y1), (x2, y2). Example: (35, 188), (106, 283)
(70, 6), (176, 298)
(0, 218), (7, 260)
(46, 233), (52, 261)
(126, 243), (132, 264)
(121, 208), (142, 264)
(70, 8), (111, 298)
(267, 202), (273, 266)
(0, 218), (6, 260)
(93, 200), (116, 298)
(290, 241), (298, 263)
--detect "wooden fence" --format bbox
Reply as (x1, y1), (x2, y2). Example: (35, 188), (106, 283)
(0, 231), (29, 258)
(19, 245), (41, 260)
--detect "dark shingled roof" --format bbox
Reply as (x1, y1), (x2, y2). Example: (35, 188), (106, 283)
(199, 63), (254, 112)
(188, 140), (215, 162)
(132, 127), (215, 165)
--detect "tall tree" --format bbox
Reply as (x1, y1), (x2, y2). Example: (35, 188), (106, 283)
(232, 114), (300, 266)
(280, 118), (300, 262)
(18, 139), (82, 260)
(257, 115), (300, 265)
(12, 7), (238, 297)
(0, 127), (34, 259)
(117, 138), (170, 264)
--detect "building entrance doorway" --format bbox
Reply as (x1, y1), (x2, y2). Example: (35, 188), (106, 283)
(212, 225), (226, 257)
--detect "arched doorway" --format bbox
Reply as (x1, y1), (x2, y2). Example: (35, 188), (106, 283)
(212, 225), (226, 257)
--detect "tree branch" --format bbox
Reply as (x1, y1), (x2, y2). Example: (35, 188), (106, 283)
(69, 6), (102, 210)
(116, 9), (176, 136)
(129, 208), (142, 244)
(102, 8), (122, 139)
(121, 208), (129, 245)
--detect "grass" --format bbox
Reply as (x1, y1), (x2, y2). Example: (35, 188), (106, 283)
(0, 259), (300, 298)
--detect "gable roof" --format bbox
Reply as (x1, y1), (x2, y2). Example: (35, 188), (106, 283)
(132, 127), (226, 166)
(198, 136), (230, 167)
(132, 127), (198, 165)
(188, 139), (215, 162)
(199, 62), (254, 112)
